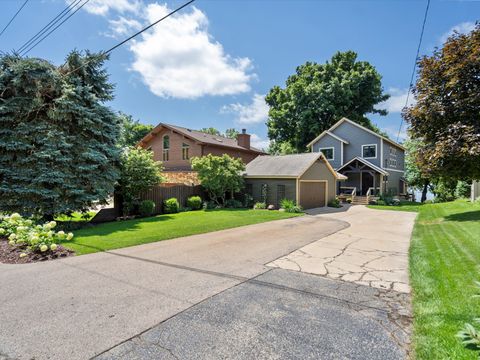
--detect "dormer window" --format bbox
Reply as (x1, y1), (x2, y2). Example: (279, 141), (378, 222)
(362, 144), (377, 159)
(163, 135), (170, 161)
(319, 147), (334, 161)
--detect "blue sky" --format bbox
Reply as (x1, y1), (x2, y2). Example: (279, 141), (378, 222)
(1, 0), (478, 149)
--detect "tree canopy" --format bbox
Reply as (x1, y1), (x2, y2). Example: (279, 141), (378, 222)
(191, 154), (245, 205)
(118, 113), (153, 148)
(118, 147), (164, 215)
(199, 127), (239, 139)
(403, 23), (480, 181)
(266, 51), (389, 152)
(0, 51), (121, 218)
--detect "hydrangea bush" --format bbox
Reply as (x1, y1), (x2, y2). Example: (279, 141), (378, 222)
(0, 213), (73, 256)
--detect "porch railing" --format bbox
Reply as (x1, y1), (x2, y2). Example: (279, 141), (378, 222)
(366, 187), (380, 202)
(339, 186), (356, 202)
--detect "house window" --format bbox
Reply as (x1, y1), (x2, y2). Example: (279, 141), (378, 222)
(277, 184), (286, 202)
(182, 143), (189, 160)
(319, 147), (334, 160)
(389, 158), (397, 167)
(362, 144), (377, 159)
(163, 135), (169, 161)
(389, 147), (397, 156)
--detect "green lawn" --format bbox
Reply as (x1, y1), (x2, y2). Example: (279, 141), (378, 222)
(371, 199), (480, 359)
(367, 201), (424, 212)
(64, 209), (302, 255)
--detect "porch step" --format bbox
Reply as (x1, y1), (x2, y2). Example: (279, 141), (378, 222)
(351, 196), (369, 205)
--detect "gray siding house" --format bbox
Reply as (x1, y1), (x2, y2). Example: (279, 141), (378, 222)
(308, 117), (406, 196)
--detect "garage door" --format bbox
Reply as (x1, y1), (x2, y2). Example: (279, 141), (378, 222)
(299, 181), (326, 209)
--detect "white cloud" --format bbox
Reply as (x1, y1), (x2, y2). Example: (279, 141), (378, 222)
(107, 16), (142, 38)
(440, 21), (476, 44)
(127, 4), (254, 99)
(82, 0), (141, 16)
(379, 88), (415, 113)
(221, 94), (269, 124)
(250, 134), (270, 150)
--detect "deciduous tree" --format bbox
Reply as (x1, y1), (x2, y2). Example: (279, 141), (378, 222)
(191, 154), (245, 205)
(266, 51), (389, 152)
(118, 113), (153, 148)
(404, 23), (480, 180)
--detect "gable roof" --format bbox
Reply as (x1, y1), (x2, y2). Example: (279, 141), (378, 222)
(337, 156), (389, 176)
(138, 123), (265, 153)
(244, 153), (340, 179)
(306, 117), (405, 150)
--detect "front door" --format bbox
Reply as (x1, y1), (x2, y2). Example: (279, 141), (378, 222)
(361, 172), (373, 195)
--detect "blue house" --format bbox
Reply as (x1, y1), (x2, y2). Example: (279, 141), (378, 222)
(307, 117), (406, 199)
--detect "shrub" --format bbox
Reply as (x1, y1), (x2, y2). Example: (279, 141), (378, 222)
(187, 196), (202, 210)
(0, 213), (73, 255)
(376, 200), (386, 206)
(243, 193), (254, 208)
(139, 200), (155, 217)
(179, 207), (192, 212)
(280, 199), (303, 213)
(457, 280), (480, 351)
(225, 199), (243, 208)
(328, 198), (341, 208)
(254, 202), (266, 210)
(164, 198), (179, 214)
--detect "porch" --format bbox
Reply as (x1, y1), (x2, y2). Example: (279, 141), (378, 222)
(336, 157), (389, 204)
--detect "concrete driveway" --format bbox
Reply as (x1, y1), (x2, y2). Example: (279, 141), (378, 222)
(269, 205), (417, 293)
(0, 209), (414, 360)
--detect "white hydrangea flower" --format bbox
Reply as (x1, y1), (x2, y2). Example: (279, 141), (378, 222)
(19, 253), (27, 258)
(57, 230), (65, 238)
(8, 233), (16, 241)
(47, 221), (57, 229)
(66, 233), (74, 241)
(10, 213), (21, 220)
(50, 244), (58, 251)
(0, 228), (5, 235)
(40, 244), (48, 252)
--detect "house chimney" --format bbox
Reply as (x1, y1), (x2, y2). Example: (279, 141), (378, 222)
(237, 129), (250, 149)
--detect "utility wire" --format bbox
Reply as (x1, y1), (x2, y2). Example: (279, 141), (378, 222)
(21, 0), (90, 56)
(396, 0), (430, 142)
(0, 0), (29, 39)
(61, 0), (195, 76)
(17, 0), (83, 54)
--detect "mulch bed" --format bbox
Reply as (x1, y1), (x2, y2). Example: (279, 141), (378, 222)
(0, 239), (75, 264)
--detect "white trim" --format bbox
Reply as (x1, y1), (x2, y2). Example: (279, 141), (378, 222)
(318, 147), (334, 161)
(361, 143), (377, 159)
(306, 129), (349, 147)
(380, 139), (384, 168)
(325, 131), (349, 144)
(298, 180), (328, 207)
(341, 142), (344, 166)
(384, 168), (405, 173)
(244, 175), (297, 179)
(337, 156), (389, 176)
(329, 117), (405, 150)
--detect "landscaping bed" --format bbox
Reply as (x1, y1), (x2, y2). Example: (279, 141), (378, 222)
(0, 239), (73, 264)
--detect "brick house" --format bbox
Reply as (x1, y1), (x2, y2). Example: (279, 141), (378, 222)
(138, 123), (265, 176)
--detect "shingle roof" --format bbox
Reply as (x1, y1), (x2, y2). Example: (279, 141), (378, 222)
(244, 153), (323, 177)
(140, 123), (265, 153)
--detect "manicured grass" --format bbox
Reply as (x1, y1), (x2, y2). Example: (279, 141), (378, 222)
(64, 209), (302, 255)
(371, 199), (480, 359)
(367, 201), (424, 212)
(56, 211), (97, 222)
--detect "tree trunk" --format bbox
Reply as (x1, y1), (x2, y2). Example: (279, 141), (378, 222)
(421, 181), (429, 203)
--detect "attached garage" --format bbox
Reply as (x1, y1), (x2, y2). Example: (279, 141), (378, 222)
(244, 153), (340, 209)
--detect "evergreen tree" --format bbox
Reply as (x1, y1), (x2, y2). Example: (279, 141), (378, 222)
(0, 51), (121, 218)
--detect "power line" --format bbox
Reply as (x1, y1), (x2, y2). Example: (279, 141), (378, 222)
(17, 0), (83, 54)
(396, 0), (431, 142)
(62, 0), (195, 76)
(0, 0), (29, 39)
(21, 0), (90, 56)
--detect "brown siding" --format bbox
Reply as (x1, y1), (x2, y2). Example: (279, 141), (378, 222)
(300, 159), (336, 203)
(142, 129), (260, 171)
(244, 178), (296, 208)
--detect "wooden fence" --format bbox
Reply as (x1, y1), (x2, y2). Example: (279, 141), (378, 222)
(91, 184), (204, 223)
(140, 184), (204, 214)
